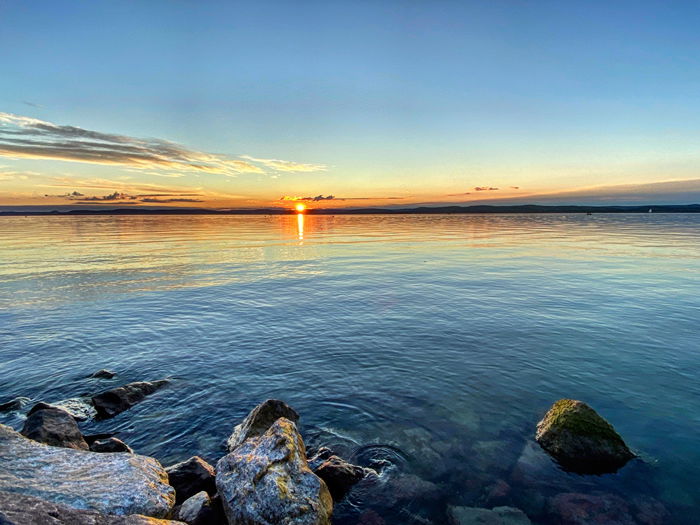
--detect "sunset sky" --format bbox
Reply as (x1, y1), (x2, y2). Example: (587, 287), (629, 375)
(2, 1), (700, 208)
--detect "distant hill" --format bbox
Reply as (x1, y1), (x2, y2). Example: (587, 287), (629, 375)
(2, 204), (700, 216)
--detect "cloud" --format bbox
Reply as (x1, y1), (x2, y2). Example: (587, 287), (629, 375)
(474, 186), (499, 191)
(139, 198), (203, 203)
(241, 155), (327, 173)
(447, 192), (471, 196)
(281, 194), (336, 201)
(0, 113), (325, 176)
(279, 194), (404, 202)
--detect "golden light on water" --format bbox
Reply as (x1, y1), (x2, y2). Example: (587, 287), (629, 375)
(295, 203), (306, 213)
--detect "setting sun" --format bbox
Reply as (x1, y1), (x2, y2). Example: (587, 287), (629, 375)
(295, 203), (306, 213)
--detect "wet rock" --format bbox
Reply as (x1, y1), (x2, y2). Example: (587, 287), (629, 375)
(21, 406), (89, 450)
(85, 432), (119, 445)
(216, 417), (333, 525)
(92, 380), (169, 419)
(0, 424), (175, 517)
(53, 397), (98, 421)
(226, 398), (299, 452)
(0, 491), (183, 524)
(165, 456), (216, 504)
(92, 369), (117, 379)
(371, 473), (441, 510)
(547, 492), (635, 525)
(448, 505), (532, 525)
(0, 396), (30, 412)
(357, 509), (386, 525)
(176, 491), (225, 525)
(309, 452), (367, 501)
(481, 479), (512, 508)
(91, 437), (133, 453)
(535, 399), (634, 474)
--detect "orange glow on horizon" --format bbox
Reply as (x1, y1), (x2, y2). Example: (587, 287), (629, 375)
(295, 203), (307, 213)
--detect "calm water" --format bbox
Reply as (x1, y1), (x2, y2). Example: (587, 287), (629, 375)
(1, 214), (698, 524)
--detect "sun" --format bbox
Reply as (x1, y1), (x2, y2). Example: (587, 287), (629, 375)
(295, 203), (307, 213)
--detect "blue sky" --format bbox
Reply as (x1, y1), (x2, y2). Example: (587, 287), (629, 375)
(1, 1), (700, 207)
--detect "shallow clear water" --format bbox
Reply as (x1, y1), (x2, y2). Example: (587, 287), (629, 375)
(0, 214), (698, 523)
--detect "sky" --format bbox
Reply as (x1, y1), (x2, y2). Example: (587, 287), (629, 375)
(1, 0), (700, 209)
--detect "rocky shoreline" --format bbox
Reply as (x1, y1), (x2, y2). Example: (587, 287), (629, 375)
(0, 372), (668, 524)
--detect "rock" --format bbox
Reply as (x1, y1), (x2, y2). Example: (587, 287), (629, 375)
(91, 437), (133, 453)
(0, 491), (184, 524)
(535, 399), (635, 474)
(165, 456), (216, 504)
(216, 417), (332, 525)
(226, 398), (299, 452)
(309, 452), (367, 501)
(91, 369), (117, 379)
(21, 406), (89, 450)
(481, 479), (511, 508)
(92, 380), (169, 419)
(448, 505), (532, 525)
(0, 424), (175, 517)
(547, 492), (635, 525)
(0, 396), (30, 412)
(85, 432), (119, 445)
(176, 491), (224, 525)
(53, 397), (98, 421)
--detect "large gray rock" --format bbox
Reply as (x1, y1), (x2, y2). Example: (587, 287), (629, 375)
(0, 424), (175, 517)
(0, 491), (184, 524)
(535, 399), (635, 474)
(92, 380), (169, 419)
(448, 505), (532, 525)
(21, 406), (89, 450)
(165, 456), (216, 504)
(216, 418), (332, 525)
(226, 398), (299, 452)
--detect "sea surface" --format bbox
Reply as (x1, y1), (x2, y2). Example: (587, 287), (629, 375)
(0, 213), (698, 524)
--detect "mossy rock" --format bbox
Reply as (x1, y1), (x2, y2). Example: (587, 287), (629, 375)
(535, 399), (634, 474)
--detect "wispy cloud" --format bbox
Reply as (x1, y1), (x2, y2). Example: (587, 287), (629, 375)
(279, 194), (404, 202)
(0, 113), (325, 176)
(474, 186), (499, 191)
(241, 155), (327, 173)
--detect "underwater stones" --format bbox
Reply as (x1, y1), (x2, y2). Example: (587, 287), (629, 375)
(535, 399), (634, 474)
(165, 456), (216, 504)
(92, 368), (117, 379)
(0, 492), (184, 525)
(0, 424), (175, 517)
(52, 397), (98, 421)
(448, 505), (532, 525)
(547, 492), (634, 525)
(21, 405), (89, 450)
(0, 396), (30, 412)
(92, 380), (169, 419)
(308, 451), (368, 501)
(91, 437), (133, 453)
(216, 418), (333, 525)
(226, 398), (299, 452)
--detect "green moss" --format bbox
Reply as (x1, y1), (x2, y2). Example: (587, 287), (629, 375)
(543, 399), (625, 443)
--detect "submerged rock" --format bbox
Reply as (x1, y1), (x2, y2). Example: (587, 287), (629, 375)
(91, 437), (133, 453)
(0, 424), (175, 517)
(0, 396), (30, 412)
(535, 399), (634, 474)
(308, 450), (367, 501)
(226, 398), (299, 452)
(92, 380), (169, 419)
(216, 418), (332, 525)
(547, 492), (634, 525)
(165, 456), (216, 504)
(91, 369), (117, 379)
(21, 405), (89, 450)
(0, 491), (184, 524)
(448, 505), (532, 525)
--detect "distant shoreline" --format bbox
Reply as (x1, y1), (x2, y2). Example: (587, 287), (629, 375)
(1, 204), (700, 216)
